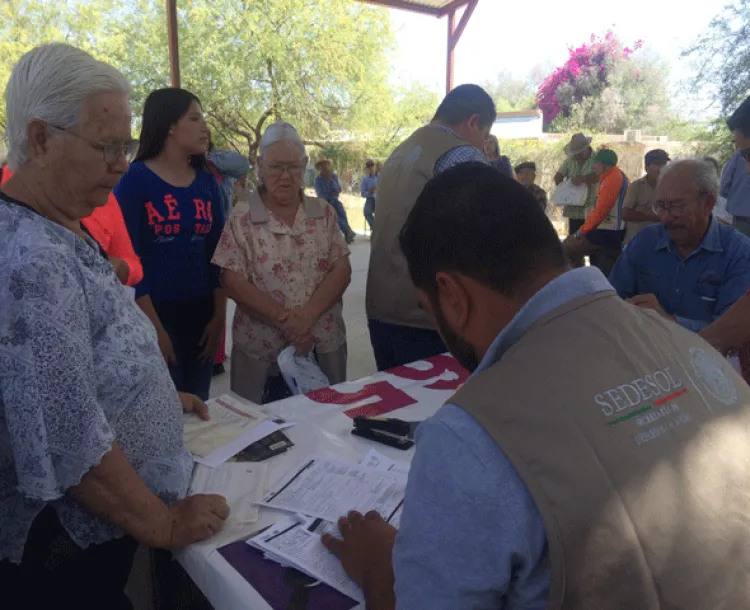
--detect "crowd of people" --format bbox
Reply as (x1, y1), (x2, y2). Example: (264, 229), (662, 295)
(3, 41), (750, 609)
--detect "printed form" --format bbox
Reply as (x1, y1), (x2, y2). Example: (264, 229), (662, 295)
(248, 516), (364, 603)
(260, 456), (406, 525)
(189, 462), (268, 524)
(183, 394), (293, 467)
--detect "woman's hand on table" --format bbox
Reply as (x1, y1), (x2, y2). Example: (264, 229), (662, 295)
(162, 494), (230, 548)
(178, 392), (210, 420)
(199, 315), (225, 362)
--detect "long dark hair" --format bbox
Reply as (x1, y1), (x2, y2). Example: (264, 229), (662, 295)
(134, 87), (207, 171)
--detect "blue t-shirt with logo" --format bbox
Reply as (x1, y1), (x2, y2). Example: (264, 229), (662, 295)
(115, 161), (225, 302)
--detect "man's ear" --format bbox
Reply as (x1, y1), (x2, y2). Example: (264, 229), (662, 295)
(435, 271), (471, 330)
(466, 113), (481, 134)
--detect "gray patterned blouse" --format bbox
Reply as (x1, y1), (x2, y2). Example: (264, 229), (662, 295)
(0, 199), (193, 562)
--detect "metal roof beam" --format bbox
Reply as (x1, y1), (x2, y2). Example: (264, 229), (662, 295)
(356, 0), (443, 16)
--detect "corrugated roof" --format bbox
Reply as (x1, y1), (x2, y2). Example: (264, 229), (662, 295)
(355, 0), (472, 17)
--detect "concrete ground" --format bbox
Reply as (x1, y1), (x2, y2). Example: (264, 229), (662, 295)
(209, 235), (376, 399)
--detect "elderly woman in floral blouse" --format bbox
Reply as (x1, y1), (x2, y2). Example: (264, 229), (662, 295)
(0, 44), (228, 607)
(213, 122), (351, 403)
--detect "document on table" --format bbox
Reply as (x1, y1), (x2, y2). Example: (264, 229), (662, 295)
(189, 462), (268, 524)
(183, 394), (294, 467)
(359, 450), (410, 528)
(259, 456), (406, 524)
(248, 516), (364, 603)
(360, 449), (410, 477)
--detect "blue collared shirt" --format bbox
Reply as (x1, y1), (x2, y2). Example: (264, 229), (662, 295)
(361, 174), (378, 199)
(720, 151), (750, 217)
(393, 267), (613, 610)
(608, 218), (750, 332)
(314, 173), (342, 203)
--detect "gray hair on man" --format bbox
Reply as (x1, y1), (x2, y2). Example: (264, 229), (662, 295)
(4, 43), (131, 169)
(658, 158), (720, 198)
(258, 121), (307, 161)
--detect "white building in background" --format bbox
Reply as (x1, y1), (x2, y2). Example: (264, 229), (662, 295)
(491, 110), (544, 139)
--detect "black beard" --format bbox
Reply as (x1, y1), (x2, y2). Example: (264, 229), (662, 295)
(432, 300), (480, 373)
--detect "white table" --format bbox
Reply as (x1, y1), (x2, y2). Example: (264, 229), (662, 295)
(176, 356), (467, 610)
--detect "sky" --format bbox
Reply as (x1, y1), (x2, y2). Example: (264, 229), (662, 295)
(385, 0), (725, 116)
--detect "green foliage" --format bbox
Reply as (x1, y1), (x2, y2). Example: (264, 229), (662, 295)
(100, 0), (396, 157)
(683, 0), (750, 115)
(550, 51), (677, 135)
(481, 70), (537, 113)
(1, 0), (436, 163)
(0, 0), (116, 130)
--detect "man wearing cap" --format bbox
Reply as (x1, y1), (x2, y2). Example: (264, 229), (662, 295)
(622, 149), (670, 243)
(554, 133), (598, 246)
(361, 159), (378, 232)
(563, 148), (628, 276)
(610, 158), (750, 332)
(515, 161), (547, 211)
(366, 84), (496, 371)
(315, 159), (356, 244)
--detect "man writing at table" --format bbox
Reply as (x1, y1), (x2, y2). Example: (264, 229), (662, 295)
(323, 162), (750, 609)
(609, 158), (750, 331)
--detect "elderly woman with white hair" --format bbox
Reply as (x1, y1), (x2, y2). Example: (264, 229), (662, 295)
(213, 122), (351, 403)
(0, 44), (229, 607)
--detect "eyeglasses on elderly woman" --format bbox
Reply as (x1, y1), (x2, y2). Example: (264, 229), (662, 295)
(50, 124), (139, 165)
(264, 162), (305, 177)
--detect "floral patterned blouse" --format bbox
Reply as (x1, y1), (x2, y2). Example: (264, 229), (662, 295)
(212, 190), (349, 362)
(0, 199), (193, 562)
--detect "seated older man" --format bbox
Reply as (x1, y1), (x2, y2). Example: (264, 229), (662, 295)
(610, 158), (750, 331)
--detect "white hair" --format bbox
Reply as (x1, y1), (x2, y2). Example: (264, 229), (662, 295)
(258, 121), (307, 160)
(659, 158), (719, 197)
(4, 43), (131, 169)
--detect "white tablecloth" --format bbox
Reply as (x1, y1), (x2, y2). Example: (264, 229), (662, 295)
(176, 355), (467, 610)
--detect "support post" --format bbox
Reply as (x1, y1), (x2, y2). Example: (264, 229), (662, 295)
(446, 10), (456, 94)
(166, 0), (181, 88)
(445, 0), (478, 94)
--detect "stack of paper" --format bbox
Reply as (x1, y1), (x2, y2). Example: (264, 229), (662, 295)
(189, 462), (268, 524)
(249, 516), (364, 603)
(246, 453), (409, 600)
(183, 394), (294, 467)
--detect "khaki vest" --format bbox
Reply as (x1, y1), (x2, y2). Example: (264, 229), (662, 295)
(452, 291), (750, 609)
(366, 124), (467, 328)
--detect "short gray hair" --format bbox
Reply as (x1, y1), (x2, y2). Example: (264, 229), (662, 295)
(4, 43), (131, 169)
(659, 158), (719, 197)
(258, 121), (307, 160)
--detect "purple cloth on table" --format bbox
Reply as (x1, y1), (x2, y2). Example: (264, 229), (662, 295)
(218, 540), (358, 610)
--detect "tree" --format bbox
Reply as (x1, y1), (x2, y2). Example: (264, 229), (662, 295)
(102, 0), (395, 158)
(537, 30), (677, 135)
(552, 50), (675, 135)
(683, 0), (750, 115)
(1, 0), (408, 160)
(481, 70), (537, 113)
(0, 0), (115, 131)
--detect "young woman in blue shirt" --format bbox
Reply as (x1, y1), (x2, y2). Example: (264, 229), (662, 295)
(116, 88), (226, 400)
